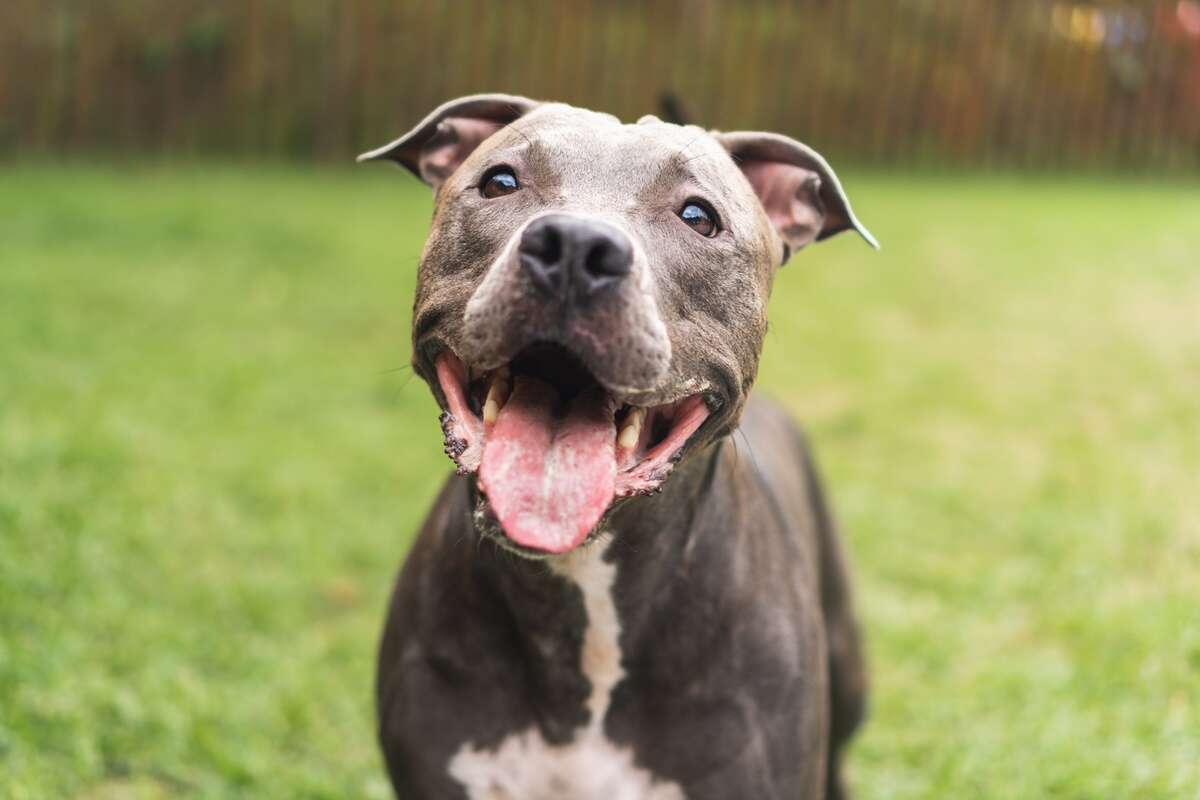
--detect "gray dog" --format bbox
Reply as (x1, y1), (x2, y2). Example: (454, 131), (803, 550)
(360, 94), (876, 800)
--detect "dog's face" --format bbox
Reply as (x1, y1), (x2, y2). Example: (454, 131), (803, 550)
(362, 95), (874, 556)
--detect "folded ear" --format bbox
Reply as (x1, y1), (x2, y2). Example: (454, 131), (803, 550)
(358, 94), (540, 189)
(716, 131), (878, 258)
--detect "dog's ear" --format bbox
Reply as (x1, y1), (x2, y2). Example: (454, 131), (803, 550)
(358, 94), (540, 189)
(715, 131), (878, 260)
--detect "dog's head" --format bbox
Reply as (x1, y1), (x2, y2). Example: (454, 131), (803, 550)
(362, 94), (875, 556)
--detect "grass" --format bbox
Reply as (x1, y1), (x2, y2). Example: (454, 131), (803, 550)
(1, 163), (1197, 799)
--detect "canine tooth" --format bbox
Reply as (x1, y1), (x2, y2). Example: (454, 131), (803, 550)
(618, 407), (645, 451)
(482, 372), (511, 425)
(483, 397), (500, 425)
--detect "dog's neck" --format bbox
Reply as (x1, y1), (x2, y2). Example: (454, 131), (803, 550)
(467, 441), (728, 735)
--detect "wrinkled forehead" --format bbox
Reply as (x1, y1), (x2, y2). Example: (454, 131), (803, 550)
(480, 104), (743, 200)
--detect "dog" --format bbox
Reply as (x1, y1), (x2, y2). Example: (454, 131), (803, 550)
(360, 94), (876, 800)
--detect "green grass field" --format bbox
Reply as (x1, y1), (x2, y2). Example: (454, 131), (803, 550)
(1, 164), (1197, 799)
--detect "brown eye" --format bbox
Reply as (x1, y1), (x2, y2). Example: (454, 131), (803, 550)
(481, 167), (519, 198)
(679, 200), (719, 237)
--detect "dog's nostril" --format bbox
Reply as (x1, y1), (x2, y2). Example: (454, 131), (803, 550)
(584, 239), (632, 280)
(520, 221), (568, 298)
(526, 226), (562, 265)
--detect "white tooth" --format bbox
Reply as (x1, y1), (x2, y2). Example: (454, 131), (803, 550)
(618, 408), (645, 451)
(483, 397), (500, 425)
(618, 425), (639, 451)
(483, 372), (511, 425)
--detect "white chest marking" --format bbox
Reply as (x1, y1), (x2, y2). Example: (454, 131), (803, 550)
(448, 546), (686, 800)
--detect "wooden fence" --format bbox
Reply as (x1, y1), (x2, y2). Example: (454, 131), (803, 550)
(2, 0), (1198, 169)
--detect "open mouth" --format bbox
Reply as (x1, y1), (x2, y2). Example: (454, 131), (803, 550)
(432, 343), (710, 555)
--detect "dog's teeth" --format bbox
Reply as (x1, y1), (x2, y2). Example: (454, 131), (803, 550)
(618, 407), (645, 451)
(483, 398), (500, 425)
(482, 371), (511, 425)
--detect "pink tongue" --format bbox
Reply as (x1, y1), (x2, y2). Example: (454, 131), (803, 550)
(478, 377), (617, 553)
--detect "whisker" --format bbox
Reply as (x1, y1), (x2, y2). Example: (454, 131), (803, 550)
(677, 129), (705, 157)
(734, 426), (763, 477)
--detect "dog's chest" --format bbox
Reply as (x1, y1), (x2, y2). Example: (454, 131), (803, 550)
(447, 549), (685, 800)
(448, 726), (684, 800)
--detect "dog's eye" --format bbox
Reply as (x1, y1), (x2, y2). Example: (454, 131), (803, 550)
(481, 167), (520, 198)
(679, 200), (719, 237)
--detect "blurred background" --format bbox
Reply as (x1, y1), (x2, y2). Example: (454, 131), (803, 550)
(5, 0), (1200, 167)
(1, 2), (1197, 799)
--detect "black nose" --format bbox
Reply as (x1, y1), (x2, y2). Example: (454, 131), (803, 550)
(518, 214), (633, 306)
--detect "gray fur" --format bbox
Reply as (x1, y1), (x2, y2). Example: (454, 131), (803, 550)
(362, 95), (872, 799)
